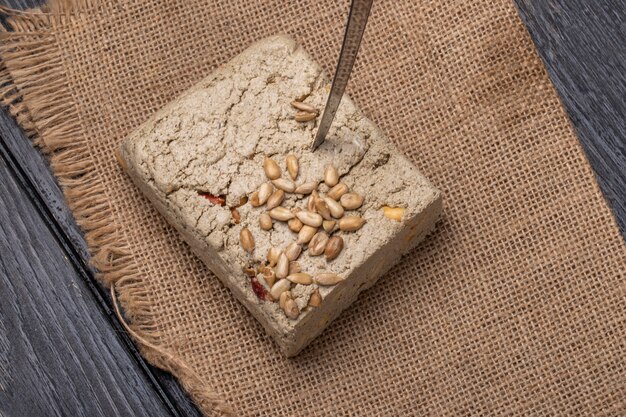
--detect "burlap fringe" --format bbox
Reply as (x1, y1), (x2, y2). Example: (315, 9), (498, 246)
(0, 6), (235, 416)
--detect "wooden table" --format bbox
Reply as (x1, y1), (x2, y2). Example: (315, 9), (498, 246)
(1, 1), (624, 415)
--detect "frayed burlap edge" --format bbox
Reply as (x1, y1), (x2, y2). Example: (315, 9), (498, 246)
(0, 4), (235, 416)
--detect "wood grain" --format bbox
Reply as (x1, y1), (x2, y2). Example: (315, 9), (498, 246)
(515, 0), (626, 235)
(0, 154), (174, 417)
(0, 107), (203, 416)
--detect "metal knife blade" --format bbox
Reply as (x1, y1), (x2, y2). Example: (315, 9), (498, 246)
(311, 0), (374, 151)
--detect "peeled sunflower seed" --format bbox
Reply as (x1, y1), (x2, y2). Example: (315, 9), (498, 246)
(322, 220), (336, 233)
(296, 211), (323, 227)
(267, 247), (282, 267)
(231, 208), (241, 224)
(287, 272), (312, 285)
(307, 191), (318, 212)
(259, 212), (273, 230)
(324, 197), (344, 218)
(325, 235), (344, 261)
(288, 217), (303, 232)
(249, 191), (262, 207)
(338, 216), (366, 232)
(315, 198), (332, 221)
(279, 290), (291, 310)
(314, 273), (344, 286)
(327, 183), (348, 200)
(263, 156), (281, 180)
(294, 111), (317, 122)
(288, 261), (301, 275)
(240, 228), (254, 253)
(275, 253), (290, 279)
(324, 164), (339, 187)
(270, 278), (291, 300)
(283, 298), (300, 319)
(308, 231), (329, 256)
(269, 207), (295, 221)
(308, 289), (322, 307)
(290, 100), (318, 114)
(272, 178), (296, 193)
(258, 182), (273, 205)
(284, 242), (302, 261)
(297, 225), (317, 244)
(383, 206), (405, 221)
(340, 192), (364, 210)
(294, 181), (318, 195)
(286, 154), (299, 180)
(266, 189), (285, 209)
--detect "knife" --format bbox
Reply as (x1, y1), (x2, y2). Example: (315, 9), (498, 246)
(311, 0), (374, 151)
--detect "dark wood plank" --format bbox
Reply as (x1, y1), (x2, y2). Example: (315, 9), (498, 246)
(0, 107), (202, 416)
(515, 0), (626, 235)
(0, 3), (200, 415)
(0, 154), (175, 417)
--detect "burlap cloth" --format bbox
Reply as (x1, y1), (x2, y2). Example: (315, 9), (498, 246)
(1, 0), (625, 415)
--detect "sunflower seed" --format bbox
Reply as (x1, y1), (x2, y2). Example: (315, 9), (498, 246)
(307, 190), (319, 212)
(269, 207), (295, 221)
(324, 164), (339, 187)
(270, 278), (291, 300)
(338, 216), (366, 232)
(383, 206), (405, 221)
(249, 191), (261, 207)
(287, 272), (312, 285)
(240, 227), (255, 252)
(327, 182), (348, 200)
(294, 181), (318, 195)
(324, 197), (344, 218)
(308, 289), (322, 307)
(294, 111), (317, 122)
(263, 156), (281, 180)
(276, 253), (289, 279)
(340, 192), (364, 210)
(258, 182), (273, 204)
(279, 290), (292, 309)
(272, 178), (296, 193)
(322, 220), (336, 233)
(288, 217), (303, 232)
(291, 100), (318, 114)
(288, 261), (301, 275)
(263, 268), (276, 287)
(283, 298), (300, 319)
(297, 225), (317, 244)
(325, 236), (344, 261)
(284, 242), (302, 261)
(259, 212), (273, 230)
(266, 189), (285, 209)
(286, 154), (299, 180)
(296, 211), (323, 227)
(315, 198), (332, 220)
(308, 231), (329, 256)
(231, 208), (241, 224)
(267, 247), (282, 267)
(314, 272), (344, 286)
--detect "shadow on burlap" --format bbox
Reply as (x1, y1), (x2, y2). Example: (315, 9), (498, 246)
(1, 0), (624, 415)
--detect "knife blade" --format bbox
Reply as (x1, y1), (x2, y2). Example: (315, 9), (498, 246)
(311, 0), (374, 151)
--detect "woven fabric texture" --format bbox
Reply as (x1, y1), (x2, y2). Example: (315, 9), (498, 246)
(1, 0), (625, 415)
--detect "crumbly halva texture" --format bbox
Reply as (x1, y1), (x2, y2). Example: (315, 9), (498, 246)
(120, 35), (442, 356)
